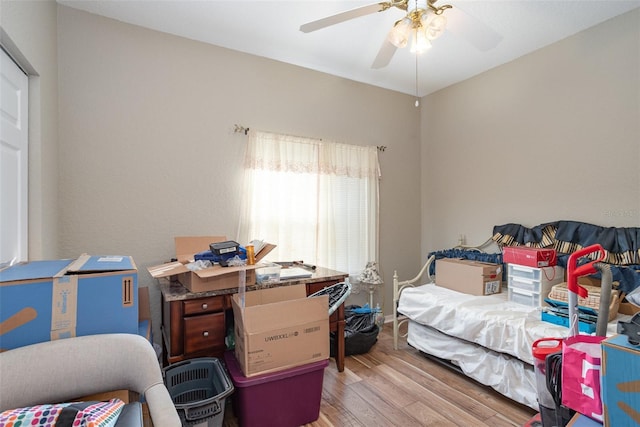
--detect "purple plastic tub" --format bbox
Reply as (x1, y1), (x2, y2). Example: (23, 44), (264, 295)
(223, 351), (328, 427)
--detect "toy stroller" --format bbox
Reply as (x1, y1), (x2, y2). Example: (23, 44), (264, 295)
(544, 244), (613, 426)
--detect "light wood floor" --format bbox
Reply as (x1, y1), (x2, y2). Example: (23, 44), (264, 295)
(223, 323), (537, 426)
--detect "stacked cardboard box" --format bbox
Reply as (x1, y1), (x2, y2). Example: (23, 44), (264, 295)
(231, 284), (329, 377)
(435, 258), (502, 296)
(230, 283), (330, 427)
(0, 255), (138, 351)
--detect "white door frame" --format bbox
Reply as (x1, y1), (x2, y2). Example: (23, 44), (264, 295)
(1, 46), (29, 266)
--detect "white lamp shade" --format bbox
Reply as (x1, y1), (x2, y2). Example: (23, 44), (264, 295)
(424, 13), (447, 41)
(387, 17), (412, 48)
(359, 261), (383, 284)
(410, 27), (431, 54)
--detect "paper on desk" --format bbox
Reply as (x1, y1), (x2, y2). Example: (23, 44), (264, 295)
(280, 267), (313, 280)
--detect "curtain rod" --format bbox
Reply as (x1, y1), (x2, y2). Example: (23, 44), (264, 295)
(233, 124), (386, 152)
(234, 124), (249, 135)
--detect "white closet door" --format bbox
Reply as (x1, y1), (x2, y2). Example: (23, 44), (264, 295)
(1, 48), (29, 266)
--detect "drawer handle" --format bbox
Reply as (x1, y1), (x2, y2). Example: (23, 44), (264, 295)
(201, 303), (208, 310)
(203, 331), (209, 337)
(512, 277), (535, 284)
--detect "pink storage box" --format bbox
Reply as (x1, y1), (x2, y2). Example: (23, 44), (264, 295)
(223, 351), (327, 427)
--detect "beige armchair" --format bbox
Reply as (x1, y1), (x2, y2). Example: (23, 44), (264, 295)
(0, 333), (181, 427)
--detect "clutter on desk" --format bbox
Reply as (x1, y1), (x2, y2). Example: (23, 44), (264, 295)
(191, 239), (272, 267)
(293, 260), (316, 270)
(280, 267), (313, 280)
(147, 236), (276, 292)
(255, 263), (282, 284)
(194, 240), (244, 266)
(274, 260), (316, 271)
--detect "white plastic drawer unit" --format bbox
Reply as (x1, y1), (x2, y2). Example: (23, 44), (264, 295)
(507, 264), (564, 283)
(508, 286), (541, 307)
(507, 264), (565, 307)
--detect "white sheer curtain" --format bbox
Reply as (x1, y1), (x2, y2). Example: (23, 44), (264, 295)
(237, 131), (380, 276)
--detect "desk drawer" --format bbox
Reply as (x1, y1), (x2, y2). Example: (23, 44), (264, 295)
(183, 312), (225, 354)
(183, 296), (225, 315)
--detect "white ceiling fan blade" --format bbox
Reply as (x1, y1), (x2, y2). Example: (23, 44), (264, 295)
(300, 2), (386, 33)
(371, 40), (398, 69)
(445, 6), (503, 51)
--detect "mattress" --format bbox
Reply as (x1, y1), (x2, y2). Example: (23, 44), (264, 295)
(398, 284), (626, 409)
(398, 284), (570, 365)
(407, 320), (538, 409)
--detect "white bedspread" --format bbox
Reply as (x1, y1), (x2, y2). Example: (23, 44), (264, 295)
(398, 283), (625, 410)
(398, 284), (571, 365)
(407, 320), (539, 409)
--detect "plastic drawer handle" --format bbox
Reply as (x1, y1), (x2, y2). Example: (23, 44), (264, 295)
(512, 287), (535, 296)
(202, 303), (208, 310)
(512, 277), (535, 284)
(203, 331), (209, 337)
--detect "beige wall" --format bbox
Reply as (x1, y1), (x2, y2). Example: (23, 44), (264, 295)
(56, 5), (422, 334)
(421, 9), (640, 253)
(1, 0), (59, 259)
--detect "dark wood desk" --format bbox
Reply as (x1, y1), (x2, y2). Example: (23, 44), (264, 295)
(158, 267), (349, 371)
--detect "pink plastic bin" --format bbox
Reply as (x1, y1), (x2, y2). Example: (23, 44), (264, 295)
(223, 351), (327, 427)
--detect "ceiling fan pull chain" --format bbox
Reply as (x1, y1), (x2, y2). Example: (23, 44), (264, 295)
(415, 47), (420, 107)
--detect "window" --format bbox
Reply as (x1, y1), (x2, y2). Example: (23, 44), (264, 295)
(237, 131), (380, 276)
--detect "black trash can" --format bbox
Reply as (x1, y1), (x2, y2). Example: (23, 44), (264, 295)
(330, 305), (380, 357)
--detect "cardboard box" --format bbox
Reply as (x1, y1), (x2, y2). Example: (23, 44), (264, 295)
(232, 284), (329, 377)
(435, 258), (502, 296)
(602, 334), (640, 427)
(138, 286), (152, 342)
(618, 296), (640, 316)
(0, 255), (138, 351)
(567, 413), (603, 427)
(147, 236), (276, 293)
(503, 246), (557, 268)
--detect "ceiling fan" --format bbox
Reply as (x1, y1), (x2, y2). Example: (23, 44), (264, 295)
(300, 0), (503, 69)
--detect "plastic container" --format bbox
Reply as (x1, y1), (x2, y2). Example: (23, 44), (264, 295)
(508, 286), (542, 307)
(223, 351), (327, 427)
(255, 263), (281, 284)
(163, 357), (234, 427)
(507, 265), (564, 308)
(532, 338), (563, 427)
(507, 264), (563, 283)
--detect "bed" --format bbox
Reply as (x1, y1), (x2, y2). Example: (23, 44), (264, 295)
(392, 251), (626, 410)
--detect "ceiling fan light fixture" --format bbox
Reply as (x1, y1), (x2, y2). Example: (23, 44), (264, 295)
(424, 13), (447, 40)
(387, 17), (412, 48)
(410, 27), (431, 54)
